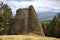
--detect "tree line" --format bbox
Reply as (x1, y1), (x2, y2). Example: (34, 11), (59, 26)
(43, 13), (60, 38)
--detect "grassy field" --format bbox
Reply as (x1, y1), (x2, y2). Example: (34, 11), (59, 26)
(41, 20), (51, 25)
(0, 34), (60, 40)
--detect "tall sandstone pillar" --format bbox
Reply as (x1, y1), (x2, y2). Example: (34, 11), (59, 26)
(28, 5), (44, 36)
(11, 9), (28, 35)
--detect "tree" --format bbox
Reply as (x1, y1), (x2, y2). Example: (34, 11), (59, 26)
(45, 13), (60, 38)
(0, 2), (14, 35)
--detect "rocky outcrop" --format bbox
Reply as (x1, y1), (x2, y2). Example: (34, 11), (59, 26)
(28, 5), (44, 35)
(11, 5), (44, 36)
(11, 9), (29, 35)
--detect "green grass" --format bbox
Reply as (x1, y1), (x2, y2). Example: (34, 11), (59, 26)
(41, 20), (51, 25)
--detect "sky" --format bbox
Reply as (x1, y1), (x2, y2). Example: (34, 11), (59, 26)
(0, 0), (60, 15)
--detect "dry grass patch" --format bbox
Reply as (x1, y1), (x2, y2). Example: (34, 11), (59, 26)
(0, 35), (60, 40)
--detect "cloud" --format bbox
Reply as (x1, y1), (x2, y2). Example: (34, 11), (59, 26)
(0, 0), (34, 1)
(0, 0), (60, 15)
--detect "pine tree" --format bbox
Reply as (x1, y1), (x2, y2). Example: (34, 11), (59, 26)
(46, 13), (60, 38)
(0, 2), (13, 35)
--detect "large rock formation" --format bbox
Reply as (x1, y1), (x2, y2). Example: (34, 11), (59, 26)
(28, 5), (44, 35)
(11, 8), (29, 35)
(11, 5), (44, 36)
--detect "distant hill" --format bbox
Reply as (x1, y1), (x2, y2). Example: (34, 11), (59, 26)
(37, 12), (59, 21)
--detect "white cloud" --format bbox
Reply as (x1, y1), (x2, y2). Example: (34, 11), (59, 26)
(0, 0), (60, 15)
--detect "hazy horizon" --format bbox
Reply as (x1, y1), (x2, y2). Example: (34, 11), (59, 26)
(0, 0), (60, 20)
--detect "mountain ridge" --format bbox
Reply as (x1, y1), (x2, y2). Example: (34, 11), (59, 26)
(37, 12), (59, 21)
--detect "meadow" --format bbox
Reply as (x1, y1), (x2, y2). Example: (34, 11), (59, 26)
(0, 34), (60, 40)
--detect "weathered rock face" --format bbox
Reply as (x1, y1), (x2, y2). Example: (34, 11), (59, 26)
(28, 5), (44, 35)
(11, 5), (44, 36)
(11, 9), (29, 35)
